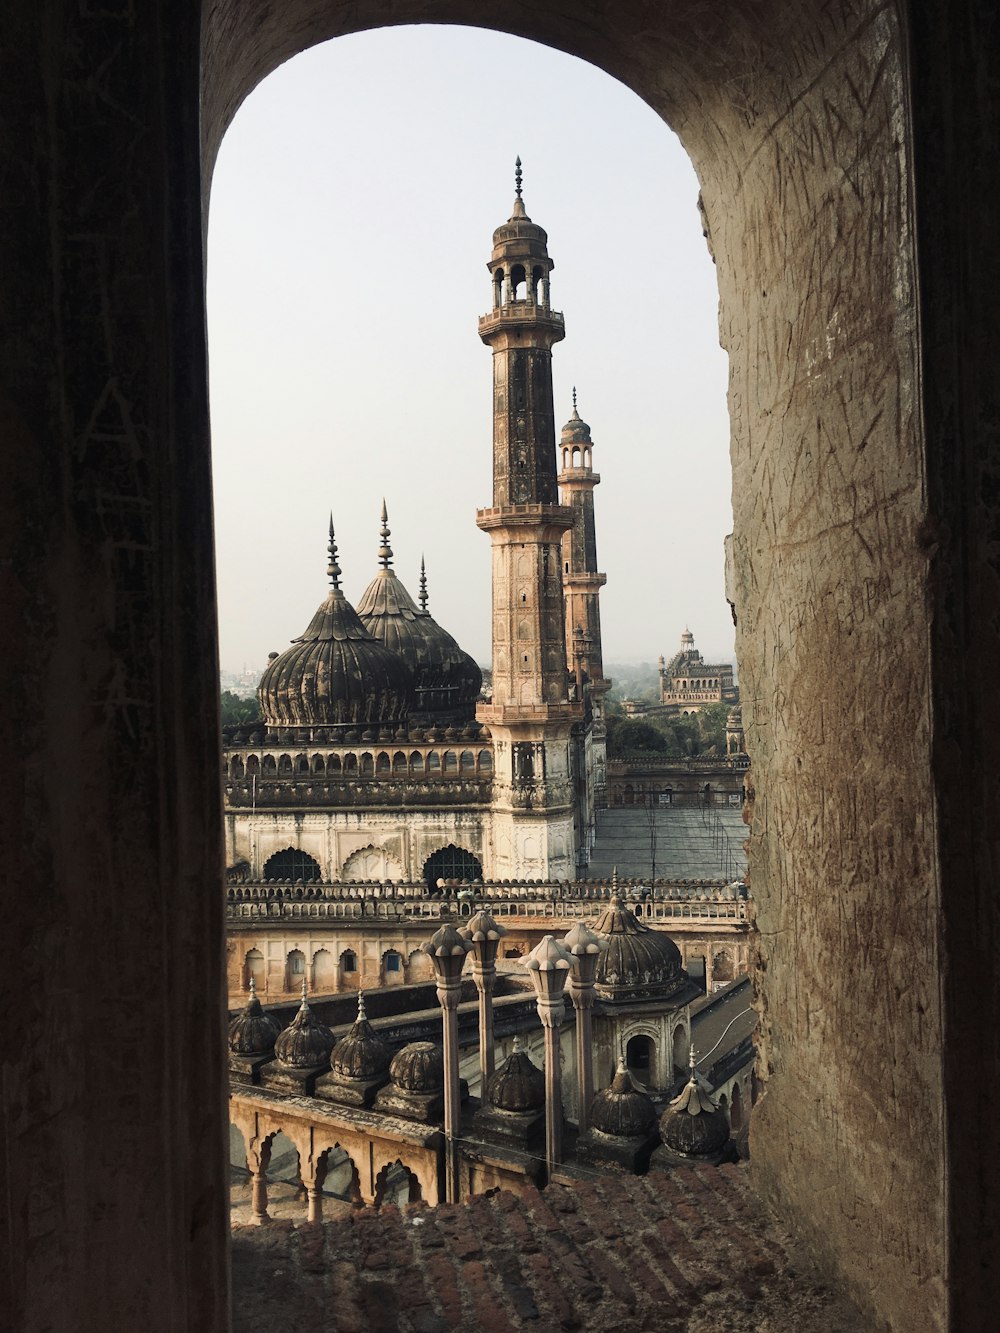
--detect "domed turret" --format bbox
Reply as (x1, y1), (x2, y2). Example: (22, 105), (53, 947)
(389, 1041), (444, 1093)
(589, 1059), (658, 1138)
(592, 887), (688, 1002)
(355, 504), (482, 722)
(486, 1036), (545, 1114)
(257, 518), (414, 737)
(228, 977), (280, 1056)
(272, 983), (335, 1069)
(560, 388), (592, 448)
(329, 991), (391, 1081)
(658, 1052), (732, 1161)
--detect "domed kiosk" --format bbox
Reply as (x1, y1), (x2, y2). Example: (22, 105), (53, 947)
(374, 1041), (448, 1124)
(576, 1058), (661, 1174)
(260, 982), (336, 1096)
(588, 878), (701, 1096)
(315, 991), (392, 1109)
(651, 1050), (737, 1171)
(227, 977), (281, 1085)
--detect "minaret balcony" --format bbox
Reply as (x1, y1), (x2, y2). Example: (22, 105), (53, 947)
(476, 502), (574, 533)
(478, 302), (565, 338)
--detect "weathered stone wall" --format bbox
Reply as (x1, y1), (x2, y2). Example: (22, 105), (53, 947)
(3, 0), (998, 1328)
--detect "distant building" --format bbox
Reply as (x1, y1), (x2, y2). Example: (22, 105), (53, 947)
(657, 628), (738, 714)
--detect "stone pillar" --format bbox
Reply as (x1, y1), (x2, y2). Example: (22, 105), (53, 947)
(461, 910), (507, 1096)
(563, 921), (608, 1135)
(523, 935), (573, 1179)
(246, 1140), (273, 1226)
(421, 924), (473, 1204)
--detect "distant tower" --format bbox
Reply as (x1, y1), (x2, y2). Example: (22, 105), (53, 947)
(476, 160), (582, 879)
(558, 390), (610, 809)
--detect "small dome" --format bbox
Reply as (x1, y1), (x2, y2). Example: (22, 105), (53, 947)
(329, 992), (391, 1081)
(228, 979), (280, 1056)
(486, 1038), (545, 1113)
(592, 893), (687, 1001)
(258, 521), (413, 734)
(273, 987), (335, 1069)
(560, 396), (591, 446)
(590, 1060), (658, 1138)
(389, 1041), (444, 1093)
(660, 1072), (731, 1158)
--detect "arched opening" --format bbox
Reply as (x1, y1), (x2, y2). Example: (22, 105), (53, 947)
(686, 953), (707, 991)
(243, 948), (265, 991)
(312, 948), (336, 991)
(422, 845), (483, 891)
(284, 949), (306, 990)
(339, 949), (358, 986)
(263, 848), (322, 882)
(320, 1145), (363, 1205)
(374, 1159), (422, 1208)
(713, 950), (735, 985)
(229, 756), (244, 779)
(731, 1082), (744, 1132)
(382, 949), (403, 983)
(625, 1034), (654, 1088)
(672, 1024), (690, 1075)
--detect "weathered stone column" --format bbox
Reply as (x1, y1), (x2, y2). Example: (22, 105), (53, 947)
(246, 1139), (273, 1226)
(563, 921), (608, 1134)
(421, 923), (473, 1203)
(523, 935), (573, 1179)
(460, 909), (507, 1095)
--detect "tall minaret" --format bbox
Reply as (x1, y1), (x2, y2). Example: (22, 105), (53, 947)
(558, 390), (610, 811)
(476, 160), (582, 880)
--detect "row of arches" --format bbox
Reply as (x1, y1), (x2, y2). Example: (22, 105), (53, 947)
(243, 945), (430, 993)
(228, 748), (493, 781)
(258, 843), (483, 890)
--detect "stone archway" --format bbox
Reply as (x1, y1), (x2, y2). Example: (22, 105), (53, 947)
(6, 5), (992, 1331)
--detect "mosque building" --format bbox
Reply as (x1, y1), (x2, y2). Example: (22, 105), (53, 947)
(222, 165), (609, 888)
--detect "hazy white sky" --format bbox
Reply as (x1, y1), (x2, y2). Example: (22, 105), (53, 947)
(207, 25), (734, 675)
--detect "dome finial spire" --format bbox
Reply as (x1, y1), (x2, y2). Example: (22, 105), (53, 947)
(572, 385), (578, 414)
(378, 499), (393, 570)
(357, 989), (367, 1020)
(418, 554), (429, 613)
(515, 155), (522, 199)
(327, 514), (342, 590)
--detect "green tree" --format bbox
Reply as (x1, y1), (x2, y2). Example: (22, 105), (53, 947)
(221, 690), (261, 726)
(607, 715), (669, 756)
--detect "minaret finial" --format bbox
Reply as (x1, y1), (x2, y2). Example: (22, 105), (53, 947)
(300, 979), (308, 1007)
(515, 156), (522, 199)
(357, 989), (367, 1020)
(572, 385), (578, 414)
(378, 499), (393, 570)
(248, 975), (257, 999)
(327, 514), (342, 590)
(689, 1045), (698, 1076)
(419, 555), (429, 613)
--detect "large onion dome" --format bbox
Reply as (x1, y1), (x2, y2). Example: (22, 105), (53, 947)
(486, 1037), (545, 1113)
(355, 504), (482, 721)
(257, 519), (414, 737)
(592, 890), (687, 1002)
(273, 984), (335, 1069)
(589, 1060), (658, 1138)
(389, 1041), (444, 1093)
(660, 1061), (731, 1159)
(228, 977), (280, 1056)
(329, 991), (391, 1081)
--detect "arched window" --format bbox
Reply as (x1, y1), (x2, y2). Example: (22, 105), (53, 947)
(262, 754), (276, 775)
(393, 751), (407, 774)
(376, 751), (390, 774)
(427, 752), (441, 774)
(296, 754), (309, 774)
(245, 755), (260, 777)
(383, 950), (402, 978)
(478, 749), (493, 773)
(460, 750), (475, 772)
(278, 754), (292, 775)
(263, 848), (321, 882)
(422, 845), (483, 891)
(311, 753), (324, 774)
(443, 750), (458, 773)
(343, 753), (358, 774)
(229, 756), (244, 779)
(340, 949), (357, 975)
(673, 1024), (690, 1073)
(361, 753), (374, 775)
(327, 754), (341, 774)
(374, 1159), (422, 1208)
(410, 751), (423, 774)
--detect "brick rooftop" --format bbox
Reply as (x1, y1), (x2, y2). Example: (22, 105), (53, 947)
(231, 1164), (864, 1331)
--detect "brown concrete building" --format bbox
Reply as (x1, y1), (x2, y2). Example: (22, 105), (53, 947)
(657, 629), (737, 715)
(4, 5), (999, 1331)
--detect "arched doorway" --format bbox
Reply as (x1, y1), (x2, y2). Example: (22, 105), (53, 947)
(625, 1034), (655, 1088)
(422, 845), (483, 891)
